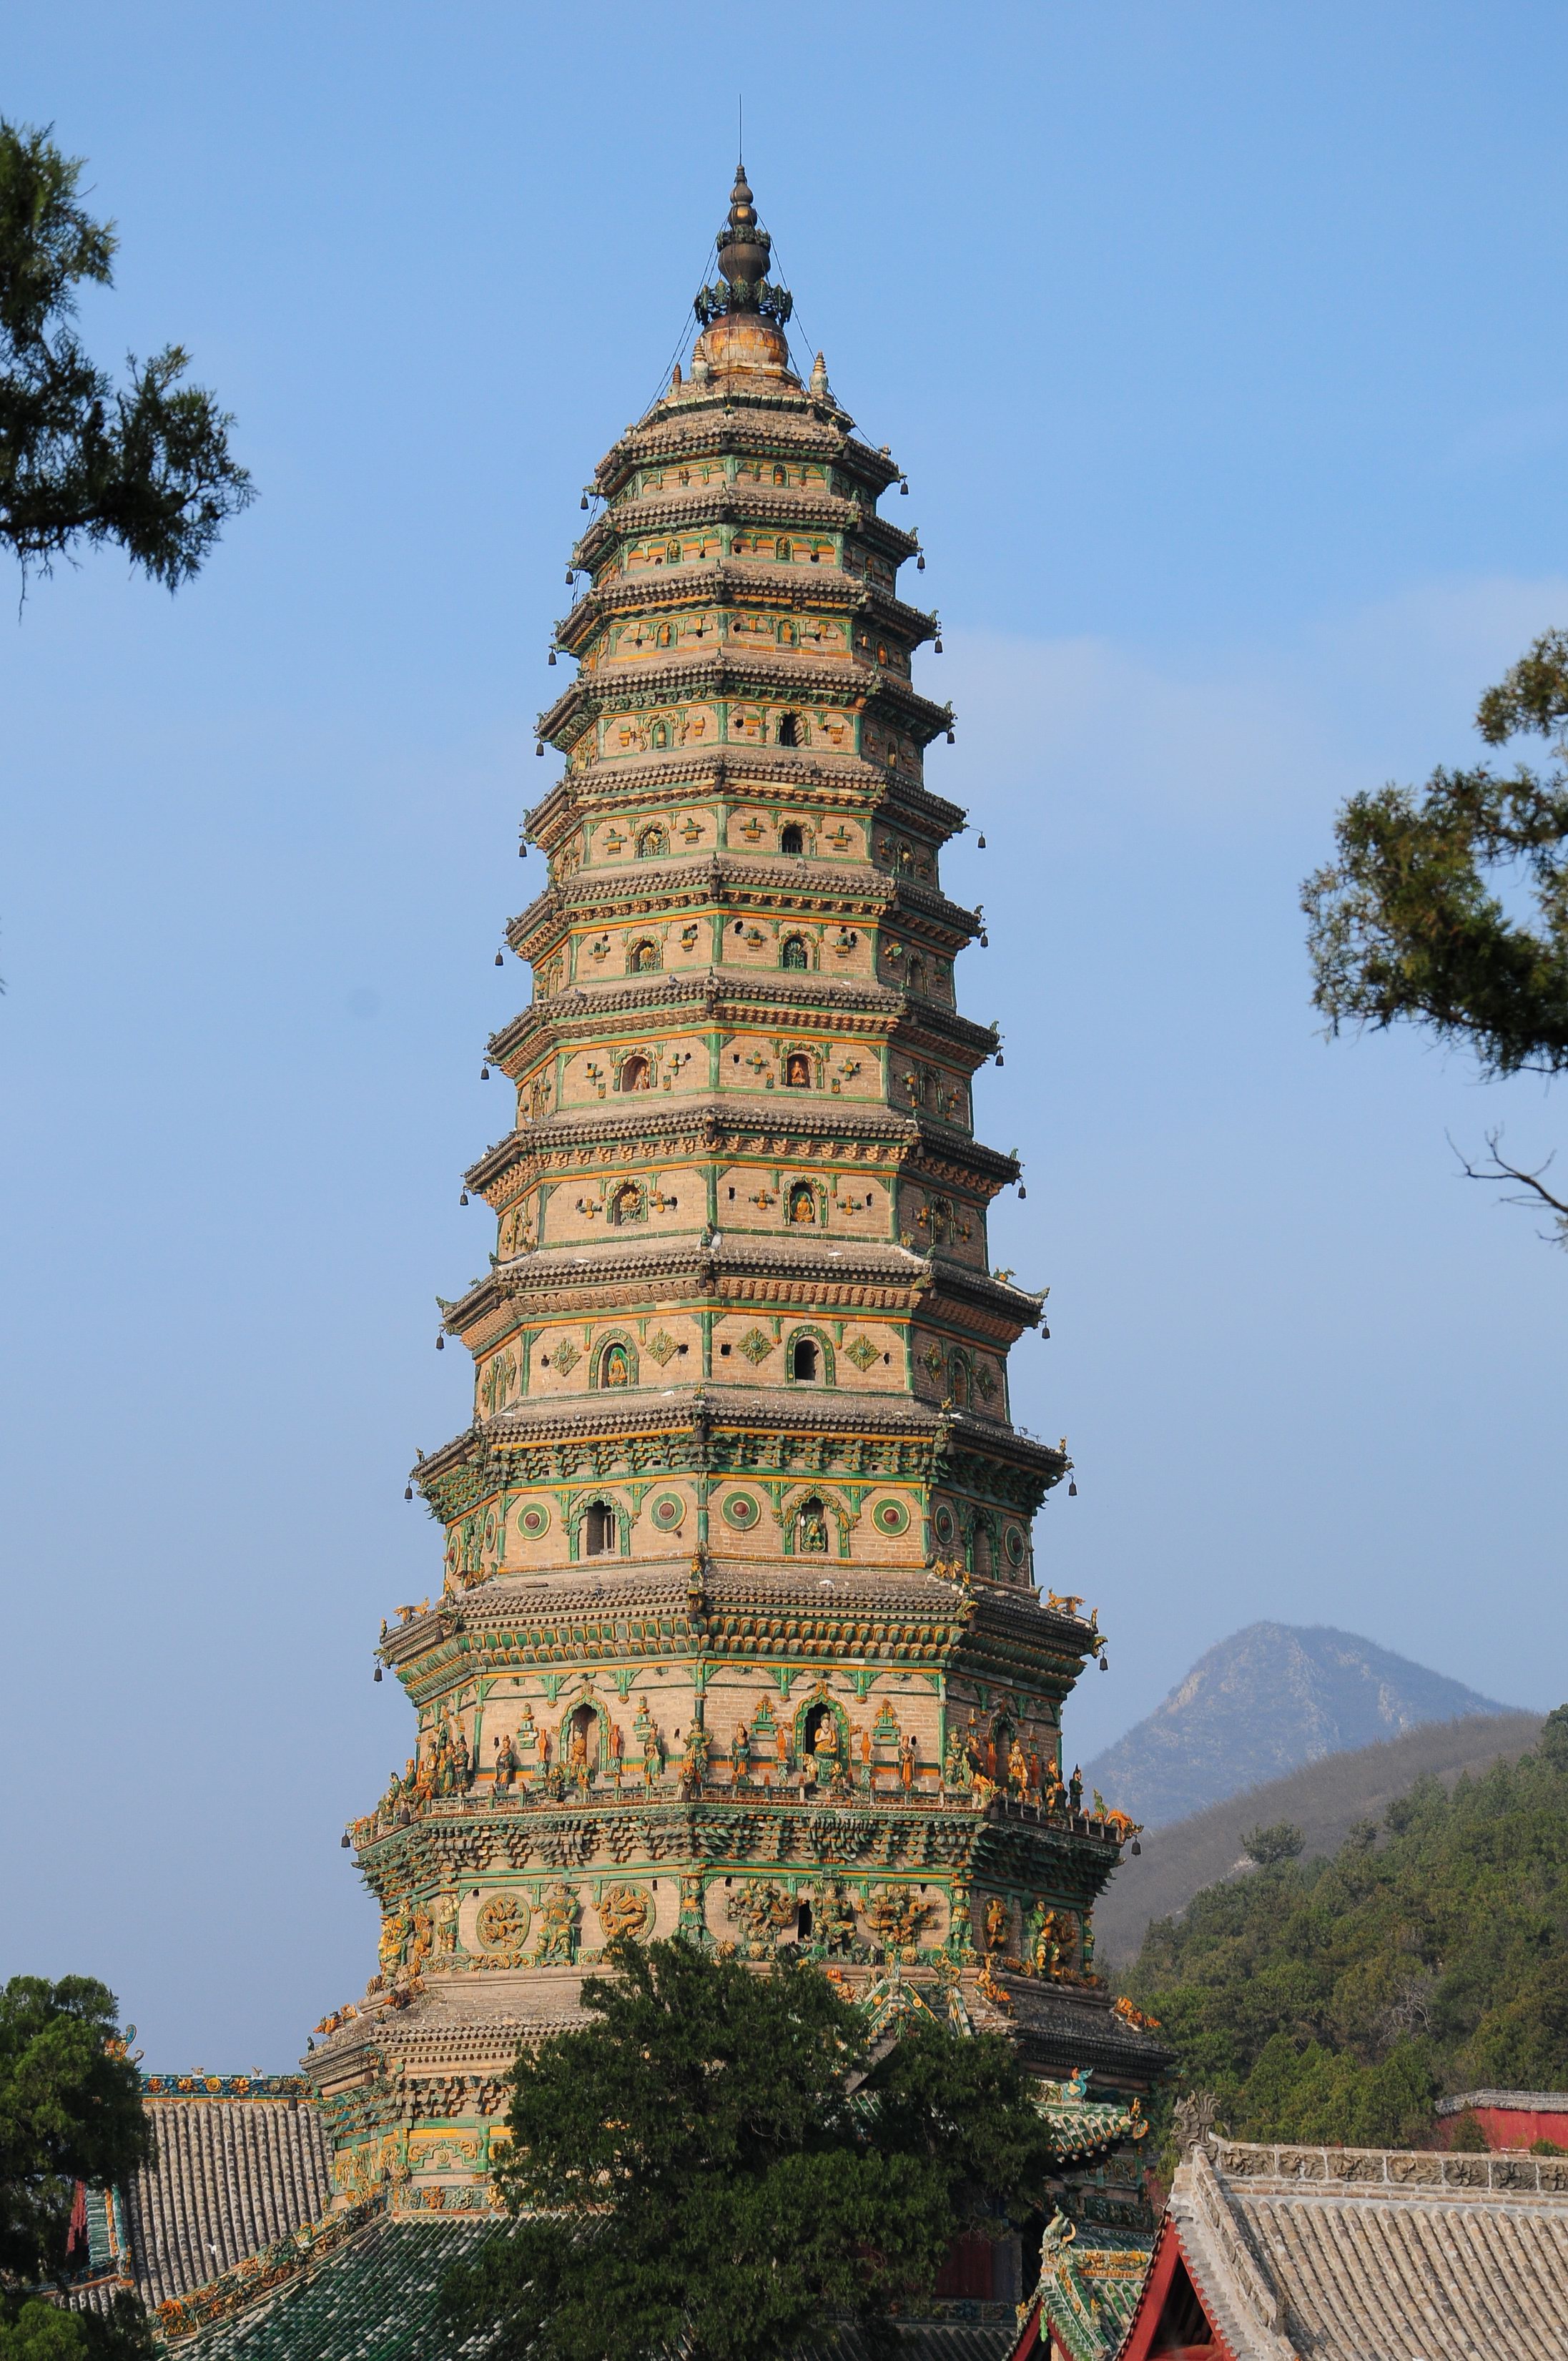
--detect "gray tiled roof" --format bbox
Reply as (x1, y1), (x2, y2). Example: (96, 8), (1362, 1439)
(1149, 2139), (1568, 2361)
(124, 2096), (335, 2307)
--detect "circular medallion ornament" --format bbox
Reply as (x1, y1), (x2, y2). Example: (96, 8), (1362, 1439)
(518, 1503), (551, 1541)
(932, 1502), (957, 1547)
(650, 1493), (685, 1532)
(483, 1509), (498, 1551)
(721, 1492), (761, 1529)
(1005, 1524), (1026, 1567)
(597, 1884), (654, 1943)
(872, 1497), (910, 1537)
(475, 1893), (531, 1953)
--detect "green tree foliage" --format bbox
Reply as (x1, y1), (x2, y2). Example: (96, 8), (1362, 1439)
(1242, 1823), (1305, 1867)
(0, 121), (252, 588)
(1120, 1708), (1568, 2146)
(1303, 633), (1568, 1239)
(0, 1978), (155, 2357)
(441, 1937), (1050, 2361)
(0, 2296), (152, 2361)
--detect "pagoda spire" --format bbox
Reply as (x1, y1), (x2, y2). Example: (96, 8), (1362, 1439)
(696, 163), (792, 333)
(716, 160), (769, 309)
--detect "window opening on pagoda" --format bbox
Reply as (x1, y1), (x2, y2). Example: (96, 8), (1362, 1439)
(796, 1899), (813, 1938)
(655, 623), (674, 650)
(600, 1342), (633, 1388)
(781, 935), (809, 971)
(777, 710), (801, 745)
(780, 824), (804, 855)
(788, 1183), (817, 1226)
(773, 463), (787, 485)
(608, 1184), (643, 1226)
(784, 1052), (811, 1088)
(909, 956), (927, 993)
(778, 539), (792, 561)
(666, 541), (681, 564)
(636, 826), (668, 858)
(583, 1502), (615, 1557)
(792, 1336), (819, 1380)
(778, 623), (797, 650)
(628, 940), (661, 973)
(947, 1350), (971, 1406)
(618, 1055), (651, 1093)
(649, 720), (671, 751)
(930, 1195), (954, 1242)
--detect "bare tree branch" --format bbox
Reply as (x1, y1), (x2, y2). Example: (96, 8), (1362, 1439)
(1448, 1128), (1568, 1248)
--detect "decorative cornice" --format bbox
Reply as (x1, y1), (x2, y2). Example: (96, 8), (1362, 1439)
(536, 647), (952, 754)
(553, 563), (937, 656)
(463, 1100), (1012, 1193)
(523, 753), (967, 849)
(485, 975), (1000, 1070)
(507, 854), (980, 950)
(574, 488), (919, 576)
(592, 415), (899, 502)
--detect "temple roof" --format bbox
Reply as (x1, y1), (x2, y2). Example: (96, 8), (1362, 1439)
(163, 2205), (1022, 2361)
(1010, 2136), (1568, 2361)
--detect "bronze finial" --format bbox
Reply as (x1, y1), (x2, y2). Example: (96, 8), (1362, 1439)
(715, 159), (771, 308)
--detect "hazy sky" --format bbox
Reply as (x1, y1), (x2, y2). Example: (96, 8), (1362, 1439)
(4, 1), (1564, 2069)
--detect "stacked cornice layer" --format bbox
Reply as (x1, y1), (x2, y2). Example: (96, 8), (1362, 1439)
(315, 172), (1163, 2216)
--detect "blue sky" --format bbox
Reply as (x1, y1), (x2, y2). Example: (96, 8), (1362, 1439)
(3, 1), (1564, 2068)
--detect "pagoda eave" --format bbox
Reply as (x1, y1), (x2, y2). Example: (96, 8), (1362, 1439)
(534, 657), (952, 751)
(592, 418), (899, 500)
(553, 566), (939, 656)
(485, 973), (1000, 1060)
(506, 862), (982, 956)
(462, 1100), (1016, 1196)
(523, 757), (968, 849)
(441, 1249), (1041, 1356)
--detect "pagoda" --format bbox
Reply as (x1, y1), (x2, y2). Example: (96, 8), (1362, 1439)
(307, 166), (1168, 2223)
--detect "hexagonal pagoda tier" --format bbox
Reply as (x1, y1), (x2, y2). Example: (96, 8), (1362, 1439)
(307, 165), (1167, 2219)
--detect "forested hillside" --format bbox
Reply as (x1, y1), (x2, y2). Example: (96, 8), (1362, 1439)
(1095, 1710), (1542, 1966)
(1119, 1706), (1568, 2148)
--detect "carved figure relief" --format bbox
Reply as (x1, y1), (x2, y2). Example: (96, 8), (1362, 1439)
(532, 1883), (580, 1965)
(797, 1495), (829, 1553)
(867, 1885), (930, 1952)
(728, 1878), (798, 1955)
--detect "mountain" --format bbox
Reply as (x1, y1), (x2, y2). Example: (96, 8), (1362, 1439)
(1091, 1708), (1543, 1966)
(1083, 1622), (1509, 1831)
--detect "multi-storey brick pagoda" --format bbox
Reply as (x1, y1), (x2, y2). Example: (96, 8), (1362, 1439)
(308, 164), (1167, 2222)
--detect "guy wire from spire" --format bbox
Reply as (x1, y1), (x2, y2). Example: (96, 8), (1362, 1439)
(636, 230), (722, 422)
(750, 218), (817, 388)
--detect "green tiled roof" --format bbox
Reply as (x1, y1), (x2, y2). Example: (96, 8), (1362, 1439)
(177, 2215), (506, 2360)
(1026, 2217), (1151, 2361)
(172, 2214), (1026, 2361)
